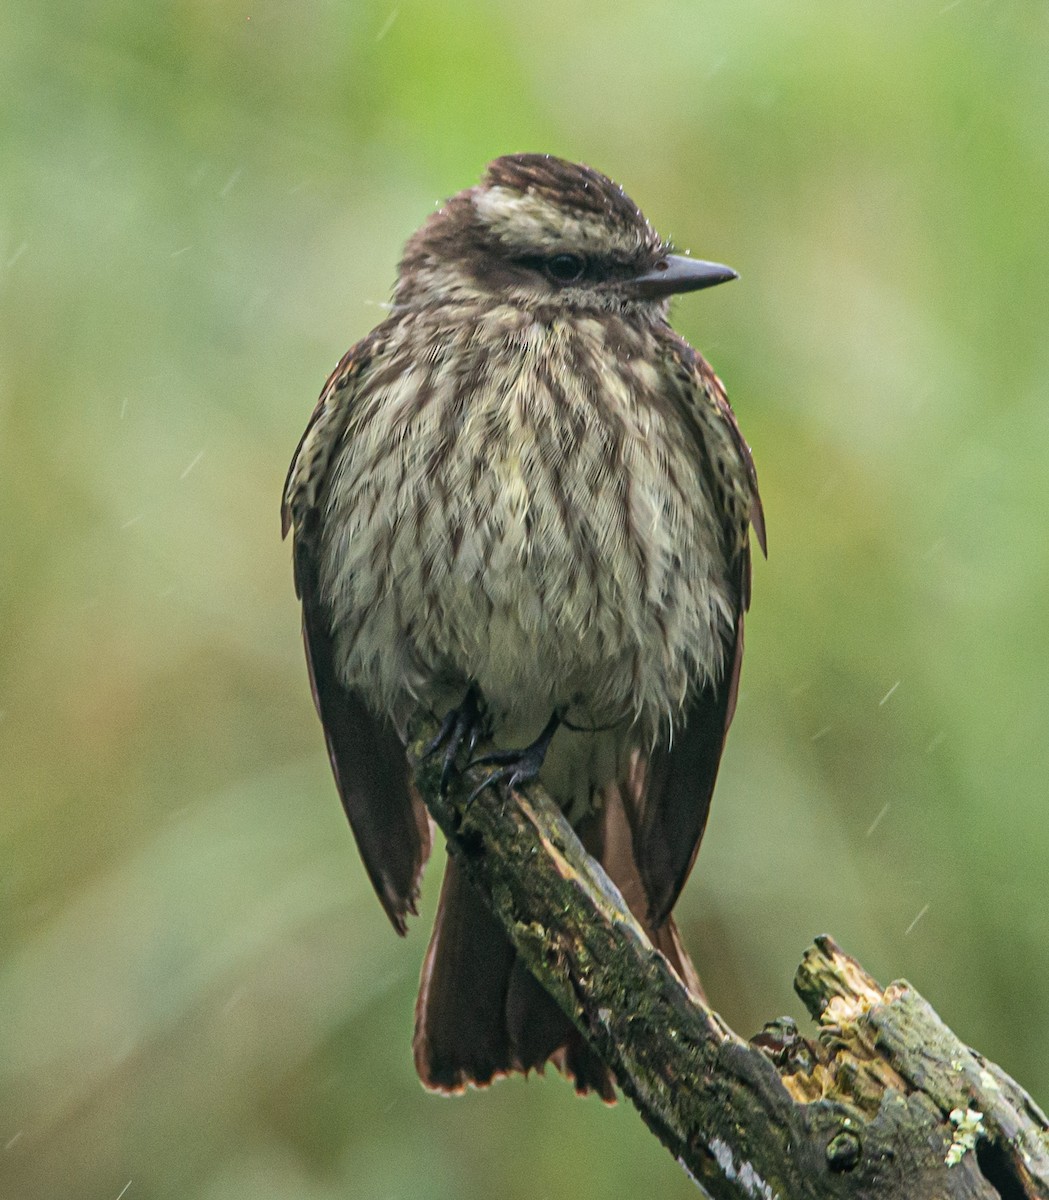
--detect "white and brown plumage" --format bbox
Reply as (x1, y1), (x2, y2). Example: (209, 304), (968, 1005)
(283, 154), (764, 1099)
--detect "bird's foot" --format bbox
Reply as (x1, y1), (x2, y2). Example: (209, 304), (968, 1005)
(424, 686), (487, 794)
(467, 711), (561, 805)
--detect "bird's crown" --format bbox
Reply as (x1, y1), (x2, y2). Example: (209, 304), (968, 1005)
(472, 154), (663, 261)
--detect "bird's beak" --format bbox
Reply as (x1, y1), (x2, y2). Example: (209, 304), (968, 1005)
(631, 255), (738, 300)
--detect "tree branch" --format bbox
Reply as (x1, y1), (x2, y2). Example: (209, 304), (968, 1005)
(408, 715), (1049, 1199)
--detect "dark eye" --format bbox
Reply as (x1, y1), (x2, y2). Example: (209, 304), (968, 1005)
(545, 253), (586, 283)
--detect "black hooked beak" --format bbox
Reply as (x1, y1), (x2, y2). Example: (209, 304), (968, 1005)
(631, 254), (738, 300)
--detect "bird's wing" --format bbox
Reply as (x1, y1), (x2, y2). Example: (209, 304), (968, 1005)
(282, 340), (432, 935)
(630, 337), (764, 928)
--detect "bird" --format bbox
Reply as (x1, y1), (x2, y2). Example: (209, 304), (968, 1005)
(282, 153), (764, 1101)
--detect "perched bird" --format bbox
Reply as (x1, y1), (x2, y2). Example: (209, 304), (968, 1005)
(282, 153), (764, 1100)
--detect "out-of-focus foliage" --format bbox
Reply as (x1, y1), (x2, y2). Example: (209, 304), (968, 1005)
(2, 1), (1048, 1196)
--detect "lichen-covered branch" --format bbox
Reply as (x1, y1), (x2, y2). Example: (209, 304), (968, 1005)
(408, 716), (1049, 1199)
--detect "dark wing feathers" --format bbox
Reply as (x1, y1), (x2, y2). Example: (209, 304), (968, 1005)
(713, 384), (766, 560)
(629, 336), (762, 929)
(633, 570), (746, 928)
(282, 341), (371, 540)
(284, 342), (431, 935)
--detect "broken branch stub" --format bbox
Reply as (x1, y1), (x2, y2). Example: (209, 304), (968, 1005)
(408, 715), (1049, 1199)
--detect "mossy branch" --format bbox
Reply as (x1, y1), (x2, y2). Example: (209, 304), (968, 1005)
(408, 715), (1049, 1199)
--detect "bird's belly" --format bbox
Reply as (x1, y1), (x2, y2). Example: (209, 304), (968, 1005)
(323, 426), (734, 763)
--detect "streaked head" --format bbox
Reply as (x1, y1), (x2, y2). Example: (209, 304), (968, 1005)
(394, 153), (736, 313)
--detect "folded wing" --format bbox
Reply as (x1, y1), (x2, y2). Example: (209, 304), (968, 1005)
(283, 343), (432, 934)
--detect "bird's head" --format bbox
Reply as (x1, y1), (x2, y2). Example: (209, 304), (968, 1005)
(393, 153), (736, 315)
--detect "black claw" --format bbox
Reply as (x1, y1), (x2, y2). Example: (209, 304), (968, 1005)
(424, 686), (487, 794)
(468, 762), (533, 805)
(423, 708), (459, 758)
(465, 717), (485, 762)
(467, 711), (561, 805)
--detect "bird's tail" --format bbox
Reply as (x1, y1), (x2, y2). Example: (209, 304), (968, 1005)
(412, 785), (700, 1099)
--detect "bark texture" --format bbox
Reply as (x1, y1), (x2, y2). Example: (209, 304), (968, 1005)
(408, 715), (1049, 1199)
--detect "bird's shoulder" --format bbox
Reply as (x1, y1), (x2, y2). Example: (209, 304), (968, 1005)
(655, 326), (766, 564)
(280, 328), (388, 546)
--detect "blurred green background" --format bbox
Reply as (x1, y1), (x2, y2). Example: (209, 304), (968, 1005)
(3, 1), (1048, 1196)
